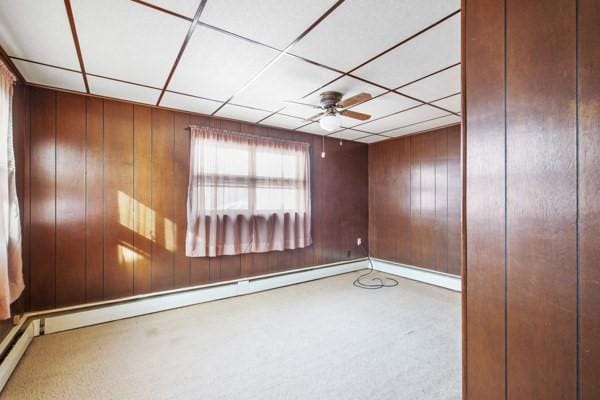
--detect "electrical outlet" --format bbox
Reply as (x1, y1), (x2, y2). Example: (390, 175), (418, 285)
(356, 237), (362, 246)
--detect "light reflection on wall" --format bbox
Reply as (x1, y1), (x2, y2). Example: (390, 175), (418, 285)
(118, 243), (141, 263)
(164, 219), (176, 253)
(117, 191), (176, 252)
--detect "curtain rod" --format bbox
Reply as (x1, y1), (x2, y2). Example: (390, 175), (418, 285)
(187, 125), (311, 148)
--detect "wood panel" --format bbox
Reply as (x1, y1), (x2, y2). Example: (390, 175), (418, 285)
(446, 129), (461, 275)
(103, 101), (134, 299)
(29, 87), (56, 310)
(419, 132), (436, 269)
(409, 134), (422, 267)
(434, 132), (448, 273)
(506, 1), (577, 398)
(55, 92), (86, 306)
(463, 0), (598, 398)
(85, 97), (104, 301)
(464, 0), (506, 398)
(578, 0), (600, 398)
(133, 105), (152, 295)
(368, 125), (462, 275)
(19, 87), (368, 311)
(395, 138), (411, 262)
(151, 109), (175, 292)
(173, 112), (191, 288)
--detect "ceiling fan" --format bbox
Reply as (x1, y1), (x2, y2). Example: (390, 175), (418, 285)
(286, 91), (372, 132)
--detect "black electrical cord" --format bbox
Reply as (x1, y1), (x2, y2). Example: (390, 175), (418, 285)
(353, 243), (399, 289)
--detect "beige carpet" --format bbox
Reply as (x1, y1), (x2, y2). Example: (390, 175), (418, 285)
(1, 271), (461, 400)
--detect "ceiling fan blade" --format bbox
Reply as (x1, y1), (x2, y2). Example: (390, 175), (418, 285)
(306, 111), (325, 121)
(283, 100), (321, 109)
(339, 92), (372, 108)
(340, 109), (371, 121)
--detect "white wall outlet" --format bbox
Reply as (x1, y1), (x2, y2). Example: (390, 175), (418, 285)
(356, 237), (362, 246)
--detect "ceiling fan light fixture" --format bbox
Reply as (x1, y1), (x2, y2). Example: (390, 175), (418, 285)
(319, 113), (341, 132)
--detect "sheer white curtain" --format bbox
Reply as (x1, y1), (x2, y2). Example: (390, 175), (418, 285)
(0, 62), (23, 319)
(186, 126), (311, 257)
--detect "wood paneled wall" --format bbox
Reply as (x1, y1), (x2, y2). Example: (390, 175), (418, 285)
(368, 125), (461, 275)
(463, 0), (599, 399)
(14, 86), (369, 312)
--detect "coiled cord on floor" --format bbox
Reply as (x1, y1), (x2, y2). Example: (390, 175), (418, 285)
(353, 244), (399, 289)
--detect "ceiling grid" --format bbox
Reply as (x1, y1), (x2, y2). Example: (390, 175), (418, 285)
(0, 0), (462, 142)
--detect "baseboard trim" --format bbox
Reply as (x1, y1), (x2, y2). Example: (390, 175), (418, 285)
(0, 258), (367, 392)
(0, 323), (33, 390)
(371, 258), (461, 292)
(42, 258), (368, 334)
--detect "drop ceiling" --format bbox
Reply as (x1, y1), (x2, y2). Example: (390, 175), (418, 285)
(0, 0), (462, 143)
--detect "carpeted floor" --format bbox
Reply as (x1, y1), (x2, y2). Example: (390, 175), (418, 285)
(1, 271), (461, 400)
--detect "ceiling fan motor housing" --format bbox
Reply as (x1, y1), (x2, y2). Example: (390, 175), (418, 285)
(319, 91), (343, 110)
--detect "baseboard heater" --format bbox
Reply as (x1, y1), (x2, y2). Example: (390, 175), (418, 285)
(371, 258), (462, 292)
(0, 258), (368, 392)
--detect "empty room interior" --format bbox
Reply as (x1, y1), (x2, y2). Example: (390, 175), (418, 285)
(0, 0), (597, 399)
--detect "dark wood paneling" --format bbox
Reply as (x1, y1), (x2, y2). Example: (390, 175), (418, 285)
(579, 0), (600, 398)
(396, 138), (411, 262)
(434, 132), (448, 273)
(29, 87), (56, 310)
(85, 97), (104, 302)
(173, 112), (190, 288)
(419, 132), (436, 269)
(133, 105), (152, 295)
(446, 129), (461, 275)
(103, 101), (134, 299)
(20, 87), (368, 311)
(151, 109), (175, 292)
(464, 0), (506, 398)
(369, 125), (461, 275)
(55, 92), (86, 306)
(463, 0), (597, 398)
(506, 1), (577, 398)
(409, 134), (422, 267)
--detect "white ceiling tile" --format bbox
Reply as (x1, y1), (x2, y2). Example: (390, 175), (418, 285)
(13, 60), (85, 93)
(356, 135), (388, 144)
(296, 122), (328, 136)
(398, 64), (461, 102)
(142, 0), (202, 18)
(330, 130), (368, 141)
(353, 13), (461, 88)
(291, 0), (460, 71)
(0, 0), (80, 70)
(431, 94), (461, 113)
(233, 54), (340, 111)
(161, 91), (222, 114)
(259, 113), (306, 130)
(348, 92), (420, 120)
(168, 26), (278, 101)
(358, 105), (449, 134)
(386, 115), (461, 137)
(71, 0), (190, 87)
(279, 102), (322, 119)
(88, 76), (160, 105)
(199, 0), (337, 49)
(216, 104), (272, 123)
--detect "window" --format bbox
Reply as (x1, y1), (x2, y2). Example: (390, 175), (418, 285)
(186, 127), (311, 257)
